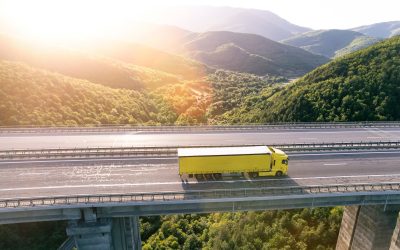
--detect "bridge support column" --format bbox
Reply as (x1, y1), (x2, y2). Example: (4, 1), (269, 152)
(66, 208), (113, 250)
(66, 208), (142, 250)
(336, 205), (399, 250)
(111, 216), (142, 250)
(390, 214), (400, 250)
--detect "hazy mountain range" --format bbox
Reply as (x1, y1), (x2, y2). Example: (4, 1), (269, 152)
(281, 30), (382, 58)
(149, 6), (311, 41)
(351, 21), (400, 38)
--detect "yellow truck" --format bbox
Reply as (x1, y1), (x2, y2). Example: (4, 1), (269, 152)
(178, 146), (288, 179)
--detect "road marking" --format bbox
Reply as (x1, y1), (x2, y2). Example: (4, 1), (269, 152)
(0, 157), (176, 164)
(18, 172), (49, 176)
(289, 151), (400, 157)
(1, 173), (400, 192)
(298, 137), (317, 140)
(323, 163), (347, 166)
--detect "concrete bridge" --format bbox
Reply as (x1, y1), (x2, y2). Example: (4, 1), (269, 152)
(1, 123), (400, 249)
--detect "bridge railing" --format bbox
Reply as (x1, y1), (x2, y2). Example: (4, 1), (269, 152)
(1, 182), (399, 209)
(1, 121), (400, 134)
(1, 141), (399, 160)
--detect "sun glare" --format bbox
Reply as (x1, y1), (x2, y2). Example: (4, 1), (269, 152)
(1, 0), (152, 44)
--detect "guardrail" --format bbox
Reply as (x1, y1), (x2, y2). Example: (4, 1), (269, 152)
(1, 121), (400, 134)
(1, 141), (399, 160)
(1, 182), (399, 209)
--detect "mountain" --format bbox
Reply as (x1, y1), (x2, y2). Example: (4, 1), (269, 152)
(0, 60), (176, 126)
(218, 36), (400, 123)
(281, 29), (381, 58)
(351, 21), (400, 38)
(180, 31), (329, 77)
(149, 6), (311, 41)
(0, 35), (207, 90)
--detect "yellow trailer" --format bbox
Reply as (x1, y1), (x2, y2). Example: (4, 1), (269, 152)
(178, 146), (288, 179)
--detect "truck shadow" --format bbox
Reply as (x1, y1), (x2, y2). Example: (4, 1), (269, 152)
(179, 174), (300, 193)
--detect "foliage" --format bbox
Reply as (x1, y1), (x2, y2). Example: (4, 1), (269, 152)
(205, 70), (287, 123)
(183, 31), (328, 77)
(220, 36), (400, 123)
(0, 61), (177, 126)
(0, 221), (67, 250)
(142, 207), (343, 250)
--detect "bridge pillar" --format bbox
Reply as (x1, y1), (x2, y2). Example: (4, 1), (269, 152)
(66, 208), (141, 250)
(66, 208), (113, 250)
(112, 216), (142, 250)
(336, 205), (399, 250)
(390, 214), (400, 250)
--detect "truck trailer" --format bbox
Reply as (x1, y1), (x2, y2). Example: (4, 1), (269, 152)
(178, 146), (288, 179)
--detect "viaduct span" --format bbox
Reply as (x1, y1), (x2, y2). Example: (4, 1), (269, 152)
(1, 122), (400, 249)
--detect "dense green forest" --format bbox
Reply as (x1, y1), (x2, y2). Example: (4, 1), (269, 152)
(218, 36), (400, 123)
(0, 61), (177, 125)
(0, 221), (67, 250)
(141, 208), (342, 250)
(1, 28), (399, 250)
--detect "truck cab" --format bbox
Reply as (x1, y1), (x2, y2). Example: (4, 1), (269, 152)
(269, 147), (289, 176)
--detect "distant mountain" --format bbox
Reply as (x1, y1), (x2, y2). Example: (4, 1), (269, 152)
(0, 35), (208, 90)
(180, 31), (329, 77)
(149, 6), (311, 41)
(351, 21), (400, 38)
(281, 29), (381, 58)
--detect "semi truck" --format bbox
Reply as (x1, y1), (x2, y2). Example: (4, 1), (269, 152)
(178, 146), (288, 179)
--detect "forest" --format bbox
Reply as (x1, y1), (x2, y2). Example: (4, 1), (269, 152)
(0, 34), (399, 249)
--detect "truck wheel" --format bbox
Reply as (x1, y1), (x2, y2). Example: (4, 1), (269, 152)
(249, 172), (258, 178)
(195, 174), (204, 180)
(213, 173), (222, 180)
(205, 174), (213, 180)
(275, 171), (283, 177)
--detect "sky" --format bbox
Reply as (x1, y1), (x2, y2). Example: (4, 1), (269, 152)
(0, 0), (399, 42)
(146, 0), (400, 29)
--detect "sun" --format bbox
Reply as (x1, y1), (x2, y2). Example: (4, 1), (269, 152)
(0, 0), (153, 44)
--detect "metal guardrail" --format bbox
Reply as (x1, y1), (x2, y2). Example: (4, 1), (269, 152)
(1, 121), (400, 134)
(1, 182), (399, 209)
(1, 141), (399, 160)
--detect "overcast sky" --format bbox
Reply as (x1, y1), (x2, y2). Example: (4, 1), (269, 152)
(143, 0), (400, 29)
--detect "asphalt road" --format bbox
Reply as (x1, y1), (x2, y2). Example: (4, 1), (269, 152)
(1, 127), (400, 150)
(1, 151), (399, 199)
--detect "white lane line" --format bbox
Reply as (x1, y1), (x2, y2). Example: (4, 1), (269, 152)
(298, 138), (317, 140)
(18, 172), (49, 176)
(289, 151), (400, 156)
(0, 157), (176, 164)
(3, 151), (400, 165)
(1, 173), (400, 192)
(323, 163), (347, 166)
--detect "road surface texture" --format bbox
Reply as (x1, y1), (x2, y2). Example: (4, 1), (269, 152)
(0, 151), (399, 199)
(1, 127), (400, 150)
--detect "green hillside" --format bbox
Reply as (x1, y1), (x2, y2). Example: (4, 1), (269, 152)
(217, 36), (400, 123)
(182, 31), (328, 77)
(83, 41), (209, 81)
(0, 61), (176, 126)
(0, 35), (183, 90)
(282, 29), (381, 58)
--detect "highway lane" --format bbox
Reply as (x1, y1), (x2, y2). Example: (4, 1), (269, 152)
(1, 127), (400, 150)
(0, 151), (399, 199)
